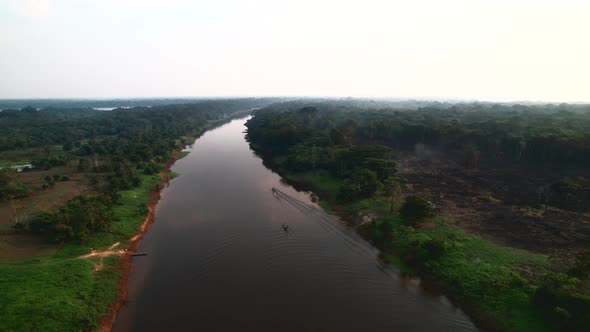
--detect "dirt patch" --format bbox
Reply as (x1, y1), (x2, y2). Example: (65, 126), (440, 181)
(0, 233), (58, 261)
(396, 149), (590, 261)
(0, 172), (87, 262)
(0, 172), (87, 232)
(416, 221), (437, 229)
(79, 242), (126, 272)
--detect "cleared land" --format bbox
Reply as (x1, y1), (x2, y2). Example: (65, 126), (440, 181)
(0, 166), (87, 261)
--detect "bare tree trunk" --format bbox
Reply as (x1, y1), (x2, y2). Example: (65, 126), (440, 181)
(390, 194), (394, 213)
(93, 154), (99, 171)
(9, 197), (18, 225)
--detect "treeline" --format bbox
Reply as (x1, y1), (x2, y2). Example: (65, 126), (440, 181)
(1, 99), (274, 242)
(0, 98), (275, 151)
(247, 101), (590, 212)
(29, 195), (113, 243)
(0, 97), (284, 110)
(245, 101), (590, 331)
(246, 106), (397, 202)
(250, 100), (590, 167)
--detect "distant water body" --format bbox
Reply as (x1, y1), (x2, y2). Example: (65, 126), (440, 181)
(93, 106), (134, 111)
(112, 117), (478, 331)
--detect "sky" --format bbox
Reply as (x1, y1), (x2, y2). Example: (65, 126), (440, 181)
(0, 0), (589, 102)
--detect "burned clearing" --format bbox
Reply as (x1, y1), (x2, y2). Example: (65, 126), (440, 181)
(397, 149), (590, 259)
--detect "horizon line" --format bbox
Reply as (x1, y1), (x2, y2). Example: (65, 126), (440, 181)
(1, 95), (590, 105)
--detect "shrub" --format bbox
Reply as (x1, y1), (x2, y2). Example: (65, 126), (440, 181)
(533, 272), (590, 331)
(29, 195), (113, 243)
(568, 251), (590, 279)
(399, 195), (434, 225)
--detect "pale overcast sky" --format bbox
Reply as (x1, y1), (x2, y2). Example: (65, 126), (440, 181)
(0, 0), (589, 101)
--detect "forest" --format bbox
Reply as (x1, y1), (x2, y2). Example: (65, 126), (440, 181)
(246, 100), (590, 331)
(2, 98), (590, 331)
(0, 98), (275, 331)
(0, 97), (277, 111)
(0, 98), (275, 241)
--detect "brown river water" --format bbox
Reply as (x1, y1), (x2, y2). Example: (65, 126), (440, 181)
(112, 116), (477, 331)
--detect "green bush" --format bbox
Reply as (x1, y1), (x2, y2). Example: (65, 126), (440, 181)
(29, 195), (114, 243)
(568, 251), (590, 279)
(533, 272), (590, 331)
(399, 195), (434, 225)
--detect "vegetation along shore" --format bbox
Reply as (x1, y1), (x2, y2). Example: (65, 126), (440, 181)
(0, 99), (275, 331)
(2, 97), (589, 331)
(245, 100), (590, 332)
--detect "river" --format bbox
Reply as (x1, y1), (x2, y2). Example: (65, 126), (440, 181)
(112, 116), (477, 331)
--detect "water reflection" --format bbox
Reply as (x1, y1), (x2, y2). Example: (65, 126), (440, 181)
(113, 117), (477, 332)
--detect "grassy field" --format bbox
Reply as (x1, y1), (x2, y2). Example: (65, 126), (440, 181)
(0, 255), (119, 331)
(0, 173), (161, 331)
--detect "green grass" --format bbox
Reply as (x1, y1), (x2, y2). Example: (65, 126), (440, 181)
(0, 160), (29, 167)
(112, 174), (160, 236)
(300, 171), (341, 195)
(0, 256), (119, 331)
(180, 136), (197, 145)
(422, 219), (547, 268)
(0, 116), (246, 331)
(0, 173), (161, 331)
(178, 151), (190, 159)
(390, 219), (550, 331)
(479, 192), (502, 204)
(284, 170), (341, 198)
(400, 219), (550, 331)
(317, 199), (336, 214)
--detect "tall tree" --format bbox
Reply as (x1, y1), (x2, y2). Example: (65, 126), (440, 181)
(0, 168), (28, 225)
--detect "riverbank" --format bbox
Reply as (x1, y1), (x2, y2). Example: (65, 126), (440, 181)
(0, 172), (162, 331)
(95, 147), (180, 331)
(97, 110), (254, 331)
(265, 167), (552, 332)
(0, 110), (254, 332)
(111, 115), (484, 331)
(243, 104), (590, 331)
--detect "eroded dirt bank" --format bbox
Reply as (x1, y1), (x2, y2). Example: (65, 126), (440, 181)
(93, 148), (181, 332)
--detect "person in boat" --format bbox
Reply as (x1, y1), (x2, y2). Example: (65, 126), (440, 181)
(282, 223), (288, 231)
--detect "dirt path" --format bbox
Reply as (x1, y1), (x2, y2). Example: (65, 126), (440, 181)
(79, 242), (127, 272)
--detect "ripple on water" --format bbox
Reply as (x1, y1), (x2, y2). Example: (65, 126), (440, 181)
(113, 117), (479, 332)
